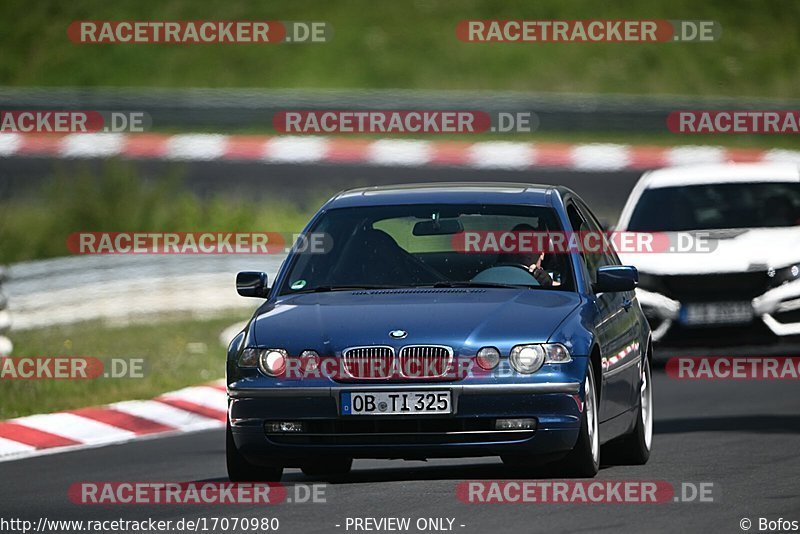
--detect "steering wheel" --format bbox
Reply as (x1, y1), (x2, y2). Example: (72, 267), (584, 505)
(493, 262), (534, 273)
(471, 263), (541, 286)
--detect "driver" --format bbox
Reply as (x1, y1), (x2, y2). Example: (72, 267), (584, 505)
(497, 223), (554, 287)
(528, 251), (554, 287)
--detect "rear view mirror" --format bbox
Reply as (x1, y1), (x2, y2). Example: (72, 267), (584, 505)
(412, 219), (464, 236)
(237, 271), (270, 298)
(594, 265), (638, 293)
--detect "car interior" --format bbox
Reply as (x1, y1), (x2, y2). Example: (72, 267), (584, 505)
(282, 205), (575, 293)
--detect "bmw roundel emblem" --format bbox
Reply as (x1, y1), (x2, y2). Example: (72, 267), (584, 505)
(389, 329), (408, 339)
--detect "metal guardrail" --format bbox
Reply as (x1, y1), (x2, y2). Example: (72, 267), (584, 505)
(0, 266), (11, 356)
(1, 87), (798, 133)
(4, 255), (285, 331)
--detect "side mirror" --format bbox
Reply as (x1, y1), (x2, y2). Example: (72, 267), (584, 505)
(594, 265), (637, 293)
(237, 271), (270, 298)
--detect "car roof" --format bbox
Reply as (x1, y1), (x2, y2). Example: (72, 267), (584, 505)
(324, 182), (570, 208)
(639, 162), (800, 189)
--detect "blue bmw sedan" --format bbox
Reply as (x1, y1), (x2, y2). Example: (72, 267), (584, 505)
(226, 183), (653, 480)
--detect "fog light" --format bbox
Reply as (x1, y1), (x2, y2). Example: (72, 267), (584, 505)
(265, 421), (305, 433)
(495, 418), (536, 430)
(300, 350), (320, 372)
(476, 347), (500, 370)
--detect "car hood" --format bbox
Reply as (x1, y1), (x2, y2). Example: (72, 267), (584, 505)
(251, 288), (582, 354)
(618, 227), (800, 275)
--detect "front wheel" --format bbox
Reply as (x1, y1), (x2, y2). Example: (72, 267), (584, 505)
(603, 354), (652, 465)
(226, 421), (283, 482)
(554, 363), (600, 477)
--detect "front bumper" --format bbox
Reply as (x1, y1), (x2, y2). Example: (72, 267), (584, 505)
(228, 379), (584, 464)
(638, 279), (800, 342)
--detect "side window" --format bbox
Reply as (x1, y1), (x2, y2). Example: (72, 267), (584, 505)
(568, 201), (610, 286)
(578, 200), (621, 266)
(566, 203), (593, 283)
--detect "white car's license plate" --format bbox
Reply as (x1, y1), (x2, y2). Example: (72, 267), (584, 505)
(341, 391), (452, 416)
(680, 301), (754, 326)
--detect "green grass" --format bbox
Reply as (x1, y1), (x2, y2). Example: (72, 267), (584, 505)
(0, 313), (250, 419)
(0, 0), (798, 98)
(0, 162), (322, 263)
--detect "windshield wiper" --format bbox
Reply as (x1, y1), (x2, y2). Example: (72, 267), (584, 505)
(426, 281), (538, 290)
(293, 282), (539, 293)
(294, 284), (403, 294)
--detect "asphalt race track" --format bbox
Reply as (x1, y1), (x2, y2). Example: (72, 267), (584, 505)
(1, 369), (798, 533)
(0, 157), (641, 220)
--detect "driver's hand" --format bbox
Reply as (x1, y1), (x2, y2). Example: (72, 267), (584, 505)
(528, 252), (544, 272)
(528, 253), (554, 287)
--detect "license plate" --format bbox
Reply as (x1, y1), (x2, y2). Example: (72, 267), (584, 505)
(680, 301), (753, 326)
(340, 391), (452, 416)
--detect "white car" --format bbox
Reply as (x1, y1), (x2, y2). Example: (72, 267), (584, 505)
(615, 162), (800, 346)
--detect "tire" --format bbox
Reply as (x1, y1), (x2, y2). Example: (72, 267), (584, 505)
(301, 457), (353, 478)
(603, 354), (653, 465)
(226, 421), (283, 482)
(554, 363), (600, 478)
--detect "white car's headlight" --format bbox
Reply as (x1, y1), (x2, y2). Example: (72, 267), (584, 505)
(770, 264), (800, 287)
(509, 343), (571, 374)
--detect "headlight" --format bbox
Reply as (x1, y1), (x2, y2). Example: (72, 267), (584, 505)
(770, 264), (800, 287)
(260, 349), (288, 376)
(510, 345), (545, 373)
(509, 343), (571, 374)
(476, 347), (500, 370)
(238, 348), (287, 377)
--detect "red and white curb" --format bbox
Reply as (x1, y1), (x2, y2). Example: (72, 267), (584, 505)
(1, 132), (799, 171)
(0, 379), (227, 462)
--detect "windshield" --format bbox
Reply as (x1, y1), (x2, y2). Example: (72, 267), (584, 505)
(278, 204), (574, 295)
(627, 182), (800, 232)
